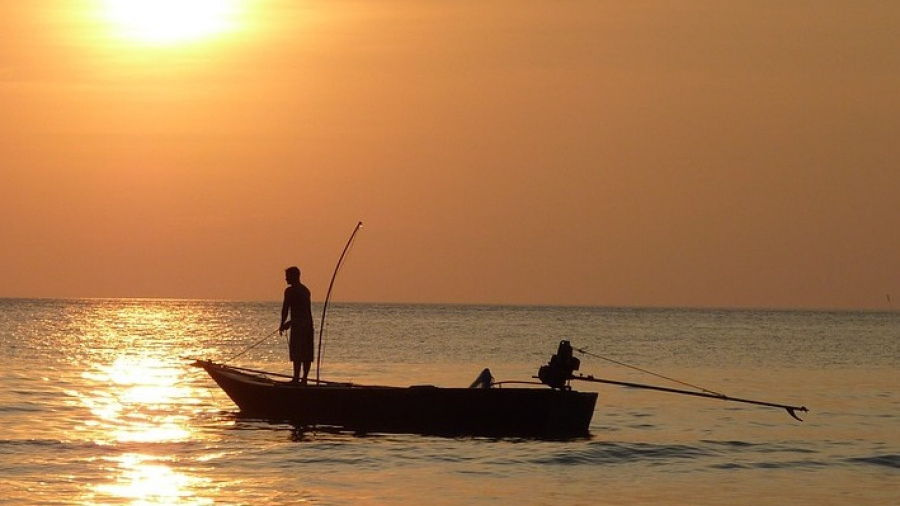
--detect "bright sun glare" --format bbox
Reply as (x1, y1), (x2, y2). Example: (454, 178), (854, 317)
(101, 0), (241, 45)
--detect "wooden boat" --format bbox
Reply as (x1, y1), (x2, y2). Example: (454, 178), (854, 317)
(193, 341), (597, 438)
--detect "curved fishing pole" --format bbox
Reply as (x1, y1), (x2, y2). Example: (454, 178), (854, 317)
(316, 221), (363, 383)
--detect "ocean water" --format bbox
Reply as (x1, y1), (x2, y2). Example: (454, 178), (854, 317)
(0, 298), (897, 505)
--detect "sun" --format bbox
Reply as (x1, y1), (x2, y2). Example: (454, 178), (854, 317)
(101, 0), (242, 46)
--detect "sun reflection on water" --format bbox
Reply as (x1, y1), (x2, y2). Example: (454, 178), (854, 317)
(75, 353), (214, 504)
(79, 355), (197, 444)
(96, 453), (214, 506)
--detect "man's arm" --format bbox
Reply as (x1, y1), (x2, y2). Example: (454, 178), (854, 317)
(280, 288), (292, 332)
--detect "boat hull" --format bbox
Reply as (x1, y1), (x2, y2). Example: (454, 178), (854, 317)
(194, 360), (597, 438)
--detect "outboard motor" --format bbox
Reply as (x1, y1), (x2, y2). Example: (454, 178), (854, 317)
(538, 341), (580, 390)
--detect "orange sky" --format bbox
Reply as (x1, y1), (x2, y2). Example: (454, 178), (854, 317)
(2, 1), (898, 309)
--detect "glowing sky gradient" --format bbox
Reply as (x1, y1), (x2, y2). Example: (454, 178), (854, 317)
(2, 1), (898, 309)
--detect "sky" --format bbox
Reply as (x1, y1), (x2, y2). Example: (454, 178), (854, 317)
(1, 0), (898, 309)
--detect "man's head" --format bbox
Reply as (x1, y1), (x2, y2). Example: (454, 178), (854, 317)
(285, 266), (301, 284)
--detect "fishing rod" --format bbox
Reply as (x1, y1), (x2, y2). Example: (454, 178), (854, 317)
(570, 374), (809, 421)
(316, 220), (363, 383)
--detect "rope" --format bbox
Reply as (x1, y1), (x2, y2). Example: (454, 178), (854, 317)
(224, 328), (279, 364)
(574, 347), (725, 397)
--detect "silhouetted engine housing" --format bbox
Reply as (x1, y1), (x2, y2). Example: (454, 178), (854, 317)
(538, 341), (580, 390)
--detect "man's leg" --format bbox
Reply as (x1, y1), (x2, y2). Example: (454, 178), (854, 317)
(300, 361), (311, 385)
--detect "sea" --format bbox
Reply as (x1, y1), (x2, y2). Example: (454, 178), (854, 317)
(0, 298), (897, 505)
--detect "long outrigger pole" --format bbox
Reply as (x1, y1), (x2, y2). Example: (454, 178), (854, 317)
(537, 341), (808, 422)
(316, 221), (363, 383)
(570, 374), (809, 421)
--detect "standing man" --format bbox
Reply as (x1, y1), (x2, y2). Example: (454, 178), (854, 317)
(280, 266), (314, 384)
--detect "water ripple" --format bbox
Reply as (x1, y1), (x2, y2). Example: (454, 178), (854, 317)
(534, 442), (714, 465)
(847, 454), (900, 469)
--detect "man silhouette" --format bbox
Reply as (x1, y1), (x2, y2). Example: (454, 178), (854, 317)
(279, 266), (314, 384)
